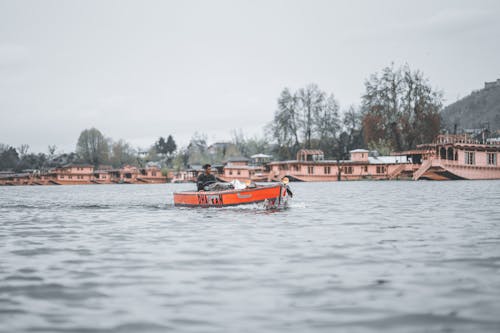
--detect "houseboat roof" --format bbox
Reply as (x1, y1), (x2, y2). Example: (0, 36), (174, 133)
(391, 149), (430, 156)
(224, 165), (265, 170)
(61, 163), (94, 168)
(268, 159), (350, 165)
(418, 142), (500, 151)
(226, 156), (250, 162)
(368, 156), (407, 164)
(251, 153), (272, 159)
(350, 149), (369, 153)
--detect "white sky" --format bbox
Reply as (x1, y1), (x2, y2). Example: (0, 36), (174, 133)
(1, 0), (499, 153)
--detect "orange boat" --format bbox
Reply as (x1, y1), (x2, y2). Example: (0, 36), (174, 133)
(173, 181), (292, 208)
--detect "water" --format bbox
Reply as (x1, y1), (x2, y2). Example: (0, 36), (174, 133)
(1, 181), (499, 332)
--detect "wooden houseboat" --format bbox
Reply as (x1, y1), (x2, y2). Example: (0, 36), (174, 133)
(409, 135), (500, 180)
(267, 149), (410, 181)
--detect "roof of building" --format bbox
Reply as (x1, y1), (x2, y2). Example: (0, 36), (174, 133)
(226, 156), (250, 162)
(350, 149), (369, 153)
(251, 153), (272, 159)
(368, 156), (408, 164)
(61, 163), (94, 168)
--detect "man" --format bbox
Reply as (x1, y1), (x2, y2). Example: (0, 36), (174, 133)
(197, 164), (217, 191)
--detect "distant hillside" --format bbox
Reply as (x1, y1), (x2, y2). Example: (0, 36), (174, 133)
(440, 80), (500, 133)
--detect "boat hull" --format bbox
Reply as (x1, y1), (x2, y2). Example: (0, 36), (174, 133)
(173, 183), (290, 208)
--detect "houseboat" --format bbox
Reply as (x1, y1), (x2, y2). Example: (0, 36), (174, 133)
(218, 155), (271, 183)
(0, 164), (167, 186)
(267, 149), (410, 182)
(408, 135), (500, 180)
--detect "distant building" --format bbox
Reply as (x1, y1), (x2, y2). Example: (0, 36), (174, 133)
(268, 149), (410, 182)
(484, 78), (500, 89)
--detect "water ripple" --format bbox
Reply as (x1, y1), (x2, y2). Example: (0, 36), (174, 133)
(0, 181), (499, 332)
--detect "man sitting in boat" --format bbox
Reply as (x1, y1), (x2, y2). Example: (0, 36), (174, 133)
(197, 164), (217, 191)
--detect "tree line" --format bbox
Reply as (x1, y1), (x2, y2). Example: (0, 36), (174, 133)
(1, 62), (444, 172)
(268, 63), (443, 160)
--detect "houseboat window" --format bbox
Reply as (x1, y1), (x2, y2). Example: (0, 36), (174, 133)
(487, 153), (497, 165)
(344, 166), (353, 174)
(465, 151), (475, 165)
(447, 148), (454, 160)
(152, 172), (157, 176)
(229, 171), (233, 175)
(376, 166), (385, 174)
(440, 147), (446, 159)
(364, 166), (368, 172)
(324, 166), (331, 174)
(237, 170), (241, 175)
(308, 166), (314, 174)
(69, 176), (73, 179)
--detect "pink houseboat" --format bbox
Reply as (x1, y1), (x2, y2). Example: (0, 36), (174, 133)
(218, 156), (270, 183)
(0, 164), (167, 186)
(267, 149), (410, 181)
(411, 135), (500, 180)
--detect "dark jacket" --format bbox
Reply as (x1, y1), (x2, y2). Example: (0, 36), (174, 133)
(197, 173), (217, 191)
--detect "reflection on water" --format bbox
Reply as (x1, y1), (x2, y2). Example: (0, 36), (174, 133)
(1, 181), (500, 332)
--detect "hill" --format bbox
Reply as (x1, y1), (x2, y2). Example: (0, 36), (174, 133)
(440, 79), (500, 133)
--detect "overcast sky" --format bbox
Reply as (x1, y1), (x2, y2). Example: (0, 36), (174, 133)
(1, 0), (499, 153)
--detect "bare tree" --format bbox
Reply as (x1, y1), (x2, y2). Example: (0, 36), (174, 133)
(269, 88), (300, 159)
(17, 144), (30, 158)
(297, 84), (325, 148)
(362, 63), (443, 151)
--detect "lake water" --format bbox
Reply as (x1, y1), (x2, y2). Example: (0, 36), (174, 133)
(1, 181), (499, 332)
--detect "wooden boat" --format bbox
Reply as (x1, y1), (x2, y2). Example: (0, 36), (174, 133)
(173, 180), (292, 208)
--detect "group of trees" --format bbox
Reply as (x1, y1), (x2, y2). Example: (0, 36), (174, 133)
(1, 62), (445, 172)
(361, 63), (442, 152)
(75, 129), (179, 169)
(0, 130), (179, 172)
(268, 63), (443, 159)
(171, 131), (273, 170)
(0, 143), (73, 172)
(268, 84), (363, 160)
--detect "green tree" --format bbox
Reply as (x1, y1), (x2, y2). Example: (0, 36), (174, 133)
(75, 128), (109, 167)
(109, 139), (137, 167)
(165, 135), (177, 155)
(0, 145), (19, 171)
(155, 137), (168, 155)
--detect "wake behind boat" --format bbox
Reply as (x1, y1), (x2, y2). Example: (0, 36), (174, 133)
(173, 179), (292, 208)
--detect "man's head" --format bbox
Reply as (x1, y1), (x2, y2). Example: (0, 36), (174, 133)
(202, 164), (212, 174)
